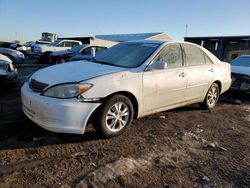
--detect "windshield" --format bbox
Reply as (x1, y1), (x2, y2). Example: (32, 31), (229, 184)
(231, 56), (250, 67)
(49, 40), (61, 47)
(69, 44), (85, 53)
(93, 42), (159, 68)
(42, 33), (56, 42)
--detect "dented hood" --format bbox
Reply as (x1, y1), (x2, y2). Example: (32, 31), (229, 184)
(31, 61), (126, 85)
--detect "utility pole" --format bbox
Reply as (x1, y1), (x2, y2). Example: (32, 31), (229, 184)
(185, 24), (188, 37)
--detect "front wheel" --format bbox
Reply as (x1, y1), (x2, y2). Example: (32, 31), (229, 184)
(200, 83), (220, 110)
(93, 95), (134, 138)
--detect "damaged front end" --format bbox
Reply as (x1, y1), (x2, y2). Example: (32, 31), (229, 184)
(231, 73), (250, 93)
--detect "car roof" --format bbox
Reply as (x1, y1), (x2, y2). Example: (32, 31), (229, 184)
(125, 40), (203, 46)
(126, 40), (166, 45)
(60, 39), (81, 43)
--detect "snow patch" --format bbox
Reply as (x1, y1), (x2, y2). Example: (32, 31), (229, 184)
(76, 149), (189, 187)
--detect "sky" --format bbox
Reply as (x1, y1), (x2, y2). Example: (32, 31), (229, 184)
(0, 0), (250, 42)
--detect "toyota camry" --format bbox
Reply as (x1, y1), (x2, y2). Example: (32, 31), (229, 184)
(21, 40), (231, 137)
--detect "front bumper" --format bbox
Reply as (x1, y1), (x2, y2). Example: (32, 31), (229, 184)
(21, 82), (101, 134)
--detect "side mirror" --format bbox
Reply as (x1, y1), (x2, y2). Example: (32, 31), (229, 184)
(147, 60), (168, 71)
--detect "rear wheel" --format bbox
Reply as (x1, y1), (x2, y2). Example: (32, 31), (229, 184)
(93, 95), (134, 138)
(200, 83), (220, 110)
(42, 52), (51, 64)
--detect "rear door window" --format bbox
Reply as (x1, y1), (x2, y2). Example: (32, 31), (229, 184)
(182, 44), (206, 66)
(81, 47), (93, 54)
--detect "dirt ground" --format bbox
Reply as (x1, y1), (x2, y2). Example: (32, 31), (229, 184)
(0, 65), (249, 188)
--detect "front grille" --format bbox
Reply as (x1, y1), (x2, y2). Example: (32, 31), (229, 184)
(29, 79), (49, 93)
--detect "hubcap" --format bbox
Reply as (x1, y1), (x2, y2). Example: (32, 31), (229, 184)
(207, 86), (218, 106)
(105, 102), (130, 132)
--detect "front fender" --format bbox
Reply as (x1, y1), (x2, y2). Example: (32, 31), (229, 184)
(81, 70), (143, 116)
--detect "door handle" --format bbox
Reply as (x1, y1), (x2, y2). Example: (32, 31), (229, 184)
(179, 72), (186, 77)
(209, 68), (214, 72)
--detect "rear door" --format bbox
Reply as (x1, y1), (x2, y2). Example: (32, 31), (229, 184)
(182, 43), (214, 102)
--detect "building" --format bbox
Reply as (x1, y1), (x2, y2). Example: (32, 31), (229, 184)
(95, 32), (173, 42)
(185, 36), (250, 61)
(61, 32), (173, 48)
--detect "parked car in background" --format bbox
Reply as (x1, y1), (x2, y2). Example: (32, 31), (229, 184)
(32, 39), (82, 63)
(49, 44), (107, 64)
(230, 55), (250, 93)
(0, 47), (24, 64)
(68, 46), (107, 62)
(0, 41), (12, 48)
(21, 40), (231, 138)
(38, 32), (59, 45)
(0, 54), (18, 85)
(9, 43), (29, 54)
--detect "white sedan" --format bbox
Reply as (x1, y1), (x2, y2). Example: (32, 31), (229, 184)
(21, 40), (231, 137)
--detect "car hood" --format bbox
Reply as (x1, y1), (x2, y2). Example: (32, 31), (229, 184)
(31, 61), (127, 85)
(231, 65), (250, 76)
(0, 47), (22, 56)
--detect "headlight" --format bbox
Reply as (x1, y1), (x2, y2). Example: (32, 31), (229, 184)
(42, 83), (93, 98)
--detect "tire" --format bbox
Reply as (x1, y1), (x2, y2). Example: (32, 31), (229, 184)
(93, 94), (134, 138)
(200, 83), (220, 110)
(42, 52), (51, 64)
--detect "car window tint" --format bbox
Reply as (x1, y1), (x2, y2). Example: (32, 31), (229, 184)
(71, 42), (79, 47)
(82, 47), (92, 54)
(97, 47), (106, 52)
(154, 44), (183, 68)
(66, 42), (72, 47)
(183, 44), (206, 66)
(64, 42), (73, 47)
(58, 42), (65, 47)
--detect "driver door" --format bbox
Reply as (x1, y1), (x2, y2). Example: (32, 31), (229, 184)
(142, 43), (187, 114)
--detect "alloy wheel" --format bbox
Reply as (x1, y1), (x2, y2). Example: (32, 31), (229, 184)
(105, 102), (130, 132)
(207, 85), (219, 106)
